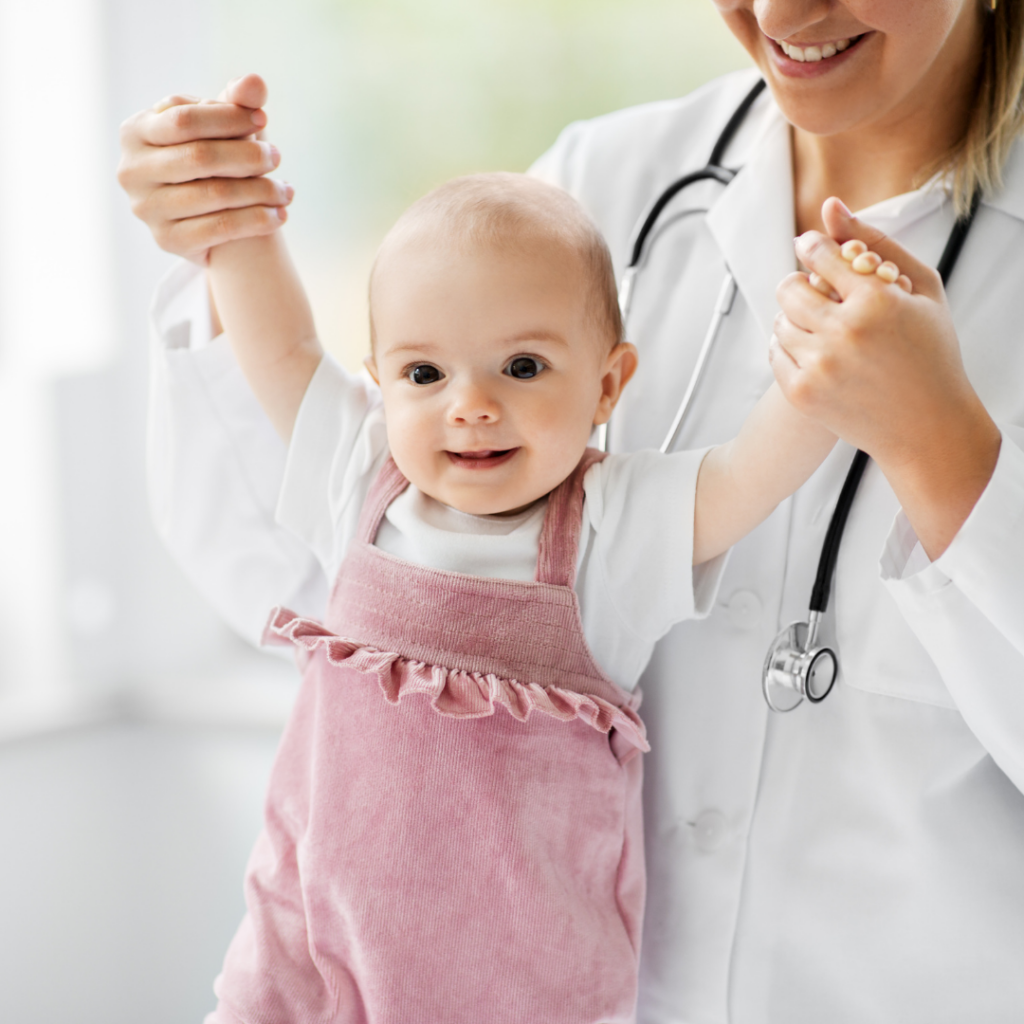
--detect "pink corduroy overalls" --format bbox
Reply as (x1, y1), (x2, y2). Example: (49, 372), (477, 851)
(210, 450), (649, 1024)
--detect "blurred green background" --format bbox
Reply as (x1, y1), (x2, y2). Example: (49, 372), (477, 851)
(208, 0), (751, 368)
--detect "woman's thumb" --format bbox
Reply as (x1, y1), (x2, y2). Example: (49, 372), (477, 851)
(220, 73), (268, 111)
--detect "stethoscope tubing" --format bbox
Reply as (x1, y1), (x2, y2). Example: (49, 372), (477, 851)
(659, 274), (737, 454)
(624, 79), (767, 273)
(612, 76), (981, 709)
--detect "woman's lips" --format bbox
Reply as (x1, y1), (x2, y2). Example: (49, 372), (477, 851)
(768, 32), (868, 78)
(445, 448), (519, 470)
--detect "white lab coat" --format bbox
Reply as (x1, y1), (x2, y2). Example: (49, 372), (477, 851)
(149, 69), (1024, 1024)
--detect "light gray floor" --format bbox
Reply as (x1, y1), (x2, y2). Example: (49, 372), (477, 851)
(0, 721), (281, 1024)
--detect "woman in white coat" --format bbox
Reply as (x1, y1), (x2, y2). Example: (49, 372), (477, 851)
(119, 1), (1024, 1021)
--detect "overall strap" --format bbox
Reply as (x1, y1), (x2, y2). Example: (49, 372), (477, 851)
(535, 448), (607, 588)
(355, 456), (411, 545)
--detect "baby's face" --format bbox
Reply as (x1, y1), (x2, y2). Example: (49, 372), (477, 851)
(367, 234), (636, 515)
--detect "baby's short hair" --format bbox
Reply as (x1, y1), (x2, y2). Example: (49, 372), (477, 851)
(369, 172), (623, 349)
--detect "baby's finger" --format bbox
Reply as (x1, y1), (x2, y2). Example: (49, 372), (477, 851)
(835, 244), (917, 296)
(821, 197), (941, 299)
(842, 244), (882, 275)
(157, 204), (287, 258)
(142, 100), (266, 148)
(838, 245), (913, 292)
(875, 260), (899, 283)
(794, 231), (875, 301)
(132, 137), (280, 187)
(149, 177), (293, 222)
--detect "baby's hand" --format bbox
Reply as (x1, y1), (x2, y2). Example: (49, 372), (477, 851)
(805, 238), (912, 301)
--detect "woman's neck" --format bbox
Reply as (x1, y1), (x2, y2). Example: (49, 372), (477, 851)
(791, 35), (980, 234)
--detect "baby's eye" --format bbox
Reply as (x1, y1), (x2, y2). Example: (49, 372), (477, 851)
(505, 356), (545, 380)
(407, 364), (444, 386)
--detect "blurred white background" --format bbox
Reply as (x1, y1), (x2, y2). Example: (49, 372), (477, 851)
(0, 0), (747, 1018)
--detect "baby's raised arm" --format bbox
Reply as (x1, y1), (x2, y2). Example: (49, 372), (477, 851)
(693, 383), (836, 564)
(692, 240), (909, 564)
(207, 233), (323, 440)
(120, 77), (322, 440)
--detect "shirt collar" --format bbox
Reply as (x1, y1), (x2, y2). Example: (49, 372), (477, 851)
(702, 95), (1024, 341)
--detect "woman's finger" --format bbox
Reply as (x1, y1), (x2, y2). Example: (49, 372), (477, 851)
(794, 231), (886, 301)
(217, 72), (269, 110)
(808, 272), (840, 300)
(776, 271), (838, 330)
(768, 331), (802, 397)
(772, 309), (834, 374)
(133, 100), (267, 149)
(821, 197), (942, 299)
(129, 137), (280, 187)
(157, 204), (288, 258)
(152, 93), (200, 114)
(145, 177), (293, 222)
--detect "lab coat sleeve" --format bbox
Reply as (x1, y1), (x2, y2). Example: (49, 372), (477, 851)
(881, 425), (1024, 792)
(147, 260), (329, 646)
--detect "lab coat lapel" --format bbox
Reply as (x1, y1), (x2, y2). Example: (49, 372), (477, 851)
(706, 110), (795, 344)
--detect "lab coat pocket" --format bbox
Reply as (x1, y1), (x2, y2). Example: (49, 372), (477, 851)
(835, 581), (958, 709)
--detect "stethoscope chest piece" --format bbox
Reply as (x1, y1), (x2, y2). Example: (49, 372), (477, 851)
(613, 76), (980, 713)
(762, 614), (837, 712)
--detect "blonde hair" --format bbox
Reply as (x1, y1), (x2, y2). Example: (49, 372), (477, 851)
(369, 173), (623, 349)
(942, 0), (1024, 213)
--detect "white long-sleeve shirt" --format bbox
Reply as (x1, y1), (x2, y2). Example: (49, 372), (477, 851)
(274, 348), (724, 691)
(149, 70), (1024, 1024)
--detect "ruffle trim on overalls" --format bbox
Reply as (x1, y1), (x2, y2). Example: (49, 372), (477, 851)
(264, 606), (650, 755)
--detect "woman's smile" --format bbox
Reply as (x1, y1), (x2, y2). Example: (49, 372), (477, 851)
(767, 31), (870, 77)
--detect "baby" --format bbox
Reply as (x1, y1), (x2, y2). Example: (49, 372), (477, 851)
(199, 172), (847, 1024)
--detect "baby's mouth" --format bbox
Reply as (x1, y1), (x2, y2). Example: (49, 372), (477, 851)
(775, 33), (865, 63)
(446, 448), (519, 469)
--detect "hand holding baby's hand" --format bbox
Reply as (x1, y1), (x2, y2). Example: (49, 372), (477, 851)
(118, 73), (292, 264)
(768, 197), (972, 467)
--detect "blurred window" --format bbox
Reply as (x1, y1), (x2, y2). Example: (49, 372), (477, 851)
(0, 0), (748, 732)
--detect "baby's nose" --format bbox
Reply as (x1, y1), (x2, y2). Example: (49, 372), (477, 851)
(447, 381), (500, 424)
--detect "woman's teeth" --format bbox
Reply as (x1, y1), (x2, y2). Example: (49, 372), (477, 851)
(779, 37), (856, 62)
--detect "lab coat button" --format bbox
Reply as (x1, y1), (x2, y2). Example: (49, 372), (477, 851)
(727, 589), (762, 630)
(692, 810), (729, 852)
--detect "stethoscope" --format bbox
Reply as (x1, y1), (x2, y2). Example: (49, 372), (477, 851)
(604, 77), (981, 712)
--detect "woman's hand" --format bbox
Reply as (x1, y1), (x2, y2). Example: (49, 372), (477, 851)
(770, 198), (1001, 560)
(117, 73), (293, 264)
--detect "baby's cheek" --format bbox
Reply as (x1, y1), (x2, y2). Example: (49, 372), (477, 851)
(383, 408), (435, 482)
(529, 393), (595, 469)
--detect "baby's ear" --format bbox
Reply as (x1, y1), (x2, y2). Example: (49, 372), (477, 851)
(594, 341), (639, 425)
(363, 354), (380, 385)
